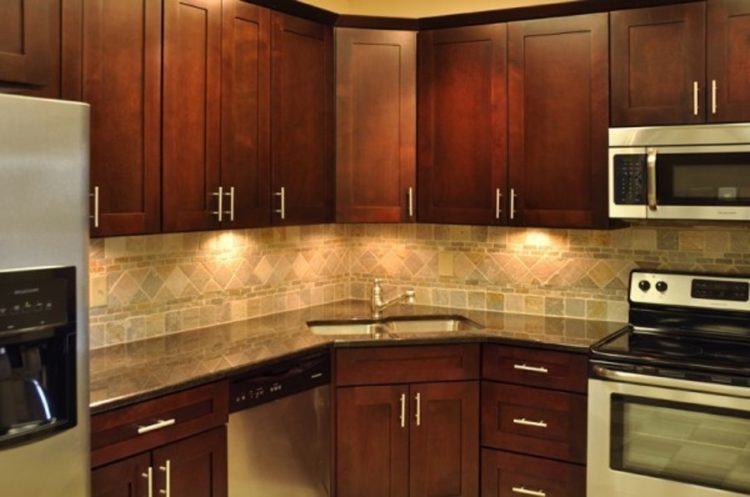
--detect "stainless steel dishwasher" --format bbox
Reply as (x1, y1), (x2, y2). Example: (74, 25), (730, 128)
(228, 351), (331, 497)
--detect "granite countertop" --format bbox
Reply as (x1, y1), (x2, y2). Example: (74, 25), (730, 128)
(89, 300), (624, 414)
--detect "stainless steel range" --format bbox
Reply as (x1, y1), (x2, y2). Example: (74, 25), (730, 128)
(588, 270), (750, 497)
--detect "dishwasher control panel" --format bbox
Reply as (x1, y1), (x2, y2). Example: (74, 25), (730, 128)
(229, 352), (330, 412)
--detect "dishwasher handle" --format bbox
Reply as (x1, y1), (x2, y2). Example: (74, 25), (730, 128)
(229, 352), (331, 412)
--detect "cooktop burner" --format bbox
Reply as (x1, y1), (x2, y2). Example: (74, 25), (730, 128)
(591, 270), (750, 377)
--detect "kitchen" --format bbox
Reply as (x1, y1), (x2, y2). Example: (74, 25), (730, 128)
(1, 0), (749, 496)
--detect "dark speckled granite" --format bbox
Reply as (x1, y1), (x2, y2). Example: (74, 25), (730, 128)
(89, 300), (624, 414)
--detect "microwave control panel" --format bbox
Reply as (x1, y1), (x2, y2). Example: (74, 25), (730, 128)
(613, 155), (646, 205)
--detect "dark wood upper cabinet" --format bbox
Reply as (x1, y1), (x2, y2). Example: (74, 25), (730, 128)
(92, 453), (151, 497)
(336, 28), (416, 223)
(708, 0), (750, 122)
(611, 2), (706, 126)
(162, 0), (222, 233)
(65, 0), (161, 237)
(270, 13), (334, 225)
(410, 382), (479, 497)
(336, 385), (410, 497)
(0, 0), (54, 88)
(418, 24), (508, 226)
(508, 13), (609, 229)
(221, 0), (271, 228)
(152, 427), (227, 497)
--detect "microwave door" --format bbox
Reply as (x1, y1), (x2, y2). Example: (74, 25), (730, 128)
(648, 145), (750, 221)
(610, 147), (648, 219)
(588, 374), (750, 497)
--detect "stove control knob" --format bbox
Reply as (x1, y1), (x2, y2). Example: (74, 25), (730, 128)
(638, 280), (651, 292)
(656, 281), (668, 293)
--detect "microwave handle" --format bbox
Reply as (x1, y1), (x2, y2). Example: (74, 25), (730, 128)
(646, 148), (658, 211)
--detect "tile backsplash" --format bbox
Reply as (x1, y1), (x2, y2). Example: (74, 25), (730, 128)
(89, 222), (750, 348)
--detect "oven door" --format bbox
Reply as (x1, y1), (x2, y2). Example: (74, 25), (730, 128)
(588, 366), (750, 497)
(648, 145), (750, 220)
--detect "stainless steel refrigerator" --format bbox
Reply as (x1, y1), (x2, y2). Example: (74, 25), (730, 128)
(0, 94), (90, 496)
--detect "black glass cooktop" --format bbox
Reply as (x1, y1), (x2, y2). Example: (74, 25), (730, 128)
(592, 326), (750, 377)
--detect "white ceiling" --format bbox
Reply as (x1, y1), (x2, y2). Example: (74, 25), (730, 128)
(300, 0), (579, 18)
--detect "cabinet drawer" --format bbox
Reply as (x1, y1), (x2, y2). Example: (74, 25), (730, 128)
(481, 449), (585, 497)
(91, 381), (228, 467)
(482, 344), (587, 393)
(336, 344), (480, 386)
(481, 382), (586, 463)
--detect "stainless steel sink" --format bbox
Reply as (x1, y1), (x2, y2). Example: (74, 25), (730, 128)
(385, 316), (482, 333)
(307, 315), (481, 336)
(307, 320), (386, 336)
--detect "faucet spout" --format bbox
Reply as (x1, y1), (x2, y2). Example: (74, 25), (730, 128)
(371, 279), (415, 319)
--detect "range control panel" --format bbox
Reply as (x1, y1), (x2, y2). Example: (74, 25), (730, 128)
(0, 267), (73, 332)
(613, 155), (647, 205)
(229, 353), (330, 412)
(630, 271), (750, 312)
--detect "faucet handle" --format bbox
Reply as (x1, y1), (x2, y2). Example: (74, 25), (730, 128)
(373, 278), (382, 285)
(405, 289), (416, 304)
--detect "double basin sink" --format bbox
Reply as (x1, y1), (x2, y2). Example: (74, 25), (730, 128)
(307, 315), (482, 337)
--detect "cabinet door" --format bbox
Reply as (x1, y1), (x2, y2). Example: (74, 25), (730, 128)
(0, 0), (53, 87)
(611, 2), (706, 126)
(270, 13), (334, 225)
(336, 28), (416, 223)
(708, 0), (750, 122)
(92, 453), (151, 497)
(163, 0), (222, 232)
(410, 382), (479, 497)
(153, 427), (227, 497)
(336, 385), (409, 497)
(418, 25), (508, 225)
(74, 0), (161, 237)
(221, 0), (271, 228)
(508, 14), (609, 229)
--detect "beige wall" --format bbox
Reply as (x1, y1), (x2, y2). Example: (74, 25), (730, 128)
(302, 0), (577, 17)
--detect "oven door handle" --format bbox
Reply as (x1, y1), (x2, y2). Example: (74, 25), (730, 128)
(592, 365), (750, 399)
(646, 148), (658, 211)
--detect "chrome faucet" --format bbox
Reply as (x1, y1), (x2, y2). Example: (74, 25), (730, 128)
(371, 278), (415, 319)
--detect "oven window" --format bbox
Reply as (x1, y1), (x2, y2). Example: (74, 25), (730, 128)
(657, 153), (750, 205)
(611, 395), (750, 493)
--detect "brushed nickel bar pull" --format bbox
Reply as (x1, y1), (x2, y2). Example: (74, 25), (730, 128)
(141, 467), (154, 497)
(224, 186), (235, 222)
(647, 148), (658, 211)
(90, 186), (100, 229)
(495, 188), (502, 219)
(274, 187), (286, 220)
(510, 188), (517, 220)
(211, 186), (224, 222)
(137, 418), (176, 435)
(399, 393), (406, 428)
(712, 79), (718, 115)
(514, 363), (548, 374)
(693, 81), (700, 116)
(512, 487), (546, 497)
(415, 392), (421, 427)
(513, 417), (548, 428)
(159, 460), (171, 497)
(408, 187), (414, 218)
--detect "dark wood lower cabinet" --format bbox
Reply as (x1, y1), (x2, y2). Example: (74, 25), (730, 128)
(92, 428), (227, 497)
(336, 385), (410, 497)
(153, 427), (227, 497)
(481, 450), (585, 497)
(92, 453), (151, 497)
(410, 382), (479, 497)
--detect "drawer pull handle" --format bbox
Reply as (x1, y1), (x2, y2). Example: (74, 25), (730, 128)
(137, 418), (176, 435)
(513, 487), (546, 497)
(514, 363), (549, 374)
(513, 418), (548, 428)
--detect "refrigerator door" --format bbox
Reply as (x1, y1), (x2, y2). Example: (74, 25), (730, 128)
(0, 94), (90, 497)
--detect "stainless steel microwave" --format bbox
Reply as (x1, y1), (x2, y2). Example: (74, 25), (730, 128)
(609, 124), (750, 221)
